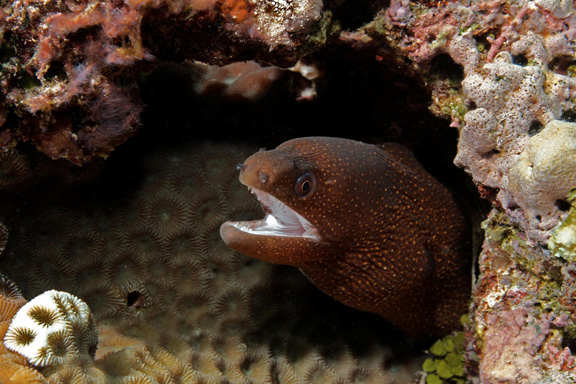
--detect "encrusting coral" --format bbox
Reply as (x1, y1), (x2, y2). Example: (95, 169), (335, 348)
(507, 120), (576, 231)
(0, 141), (420, 383)
(370, 0), (576, 237)
(0, 149), (33, 192)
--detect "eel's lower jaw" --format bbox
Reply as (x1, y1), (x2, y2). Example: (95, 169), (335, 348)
(222, 188), (322, 241)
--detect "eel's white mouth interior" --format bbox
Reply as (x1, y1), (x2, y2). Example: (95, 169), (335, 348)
(229, 188), (321, 241)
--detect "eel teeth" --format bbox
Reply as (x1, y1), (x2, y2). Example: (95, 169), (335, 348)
(232, 188), (321, 241)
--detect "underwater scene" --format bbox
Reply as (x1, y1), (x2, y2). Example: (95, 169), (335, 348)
(1, 0), (576, 383)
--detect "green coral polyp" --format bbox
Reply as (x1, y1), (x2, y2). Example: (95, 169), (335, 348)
(423, 332), (466, 384)
(549, 189), (576, 261)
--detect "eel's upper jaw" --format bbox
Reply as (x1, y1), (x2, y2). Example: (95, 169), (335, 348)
(222, 188), (322, 241)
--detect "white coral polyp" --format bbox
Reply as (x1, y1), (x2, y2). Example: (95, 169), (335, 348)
(4, 290), (97, 367)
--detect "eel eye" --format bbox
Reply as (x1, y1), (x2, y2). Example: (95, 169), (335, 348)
(295, 172), (316, 198)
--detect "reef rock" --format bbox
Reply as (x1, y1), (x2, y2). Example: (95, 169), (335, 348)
(2, 0), (576, 382)
(0, 0), (333, 164)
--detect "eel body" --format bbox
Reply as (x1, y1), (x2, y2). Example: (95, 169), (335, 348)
(220, 137), (470, 338)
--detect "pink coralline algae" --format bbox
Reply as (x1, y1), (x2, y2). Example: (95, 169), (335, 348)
(1, 0), (155, 164)
(466, 221), (576, 383)
(481, 308), (549, 383)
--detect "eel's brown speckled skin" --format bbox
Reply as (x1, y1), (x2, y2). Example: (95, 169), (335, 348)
(220, 137), (471, 338)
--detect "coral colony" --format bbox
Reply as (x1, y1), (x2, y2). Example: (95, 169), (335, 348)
(0, 0), (576, 383)
(4, 290), (97, 368)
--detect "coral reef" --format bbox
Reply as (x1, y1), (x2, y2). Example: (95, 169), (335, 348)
(468, 213), (576, 383)
(2, 0), (576, 381)
(366, 0), (576, 234)
(0, 149), (33, 192)
(0, 142), (420, 383)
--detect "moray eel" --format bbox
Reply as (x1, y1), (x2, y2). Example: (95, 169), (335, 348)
(220, 137), (470, 338)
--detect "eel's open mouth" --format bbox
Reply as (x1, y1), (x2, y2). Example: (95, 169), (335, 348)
(227, 188), (321, 241)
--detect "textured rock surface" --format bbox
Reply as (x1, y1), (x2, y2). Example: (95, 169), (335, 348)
(507, 120), (576, 231)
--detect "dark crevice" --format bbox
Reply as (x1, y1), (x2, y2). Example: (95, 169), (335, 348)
(556, 199), (572, 212)
(549, 55), (575, 76)
(429, 53), (465, 84)
(528, 121), (544, 136)
(127, 291), (145, 308)
(473, 30), (499, 53)
(562, 331), (576, 351)
(511, 54), (528, 66)
(331, 0), (385, 31)
(482, 149), (500, 158)
(44, 61), (68, 82)
(561, 109), (576, 123)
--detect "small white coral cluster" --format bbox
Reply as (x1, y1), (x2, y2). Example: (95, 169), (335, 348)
(4, 290), (97, 367)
